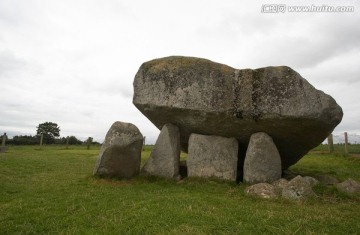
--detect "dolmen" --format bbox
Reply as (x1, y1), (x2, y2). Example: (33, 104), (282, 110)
(133, 56), (343, 183)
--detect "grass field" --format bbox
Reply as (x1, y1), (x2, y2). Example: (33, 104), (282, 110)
(312, 143), (360, 154)
(0, 145), (359, 234)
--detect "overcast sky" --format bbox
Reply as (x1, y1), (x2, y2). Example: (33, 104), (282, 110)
(1, 0), (359, 144)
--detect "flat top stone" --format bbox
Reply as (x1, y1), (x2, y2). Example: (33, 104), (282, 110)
(133, 56), (343, 169)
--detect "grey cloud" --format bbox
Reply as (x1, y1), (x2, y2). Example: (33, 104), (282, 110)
(84, 77), (133, 98)
(0, 0), (25, 25)
(250, 18), (360, 69)
(200, 4), (360, 69)
(301, 48), (360, 87)
(98, 83), (132, 98)
(0, 50), (26, 77)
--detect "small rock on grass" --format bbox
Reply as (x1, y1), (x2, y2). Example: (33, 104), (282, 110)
(244, 183), (277, 199)
(282, 175), (316, 200)
(303, 176), (319, 187)
(246, 176), (320, 200)
(336, 179), (360, 194)
(316, 175), (340, 185)
(272, 178), (289, 194)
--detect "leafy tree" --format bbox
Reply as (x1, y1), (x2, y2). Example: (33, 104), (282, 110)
(11, 135), (38, 145)
(54, 136), (83, 145)
(36, 122), (60, 144)
(68, 136), (83, 145)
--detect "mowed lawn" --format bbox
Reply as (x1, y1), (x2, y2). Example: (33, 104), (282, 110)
(0, 145), (359, 234)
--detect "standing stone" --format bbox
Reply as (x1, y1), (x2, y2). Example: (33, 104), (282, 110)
(344, 132), (348, 154)
(66, 136), (69, 149)
(87, 137), (93, 150)
(93, 121), (143, 178)
(187, 134), (238, 181)
(327, 134), (334, 153)
(243, 132), (281, 184)
(0, 133), (7, 153)
(1, 133), (6, 146)
(39, 133), (43, 149)
(141, 123), (180, 179)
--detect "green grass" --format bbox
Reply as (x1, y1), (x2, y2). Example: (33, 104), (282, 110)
(0, 145), (359, 234)
(312, 143), (360, 154)
(289, 153), (360, 181)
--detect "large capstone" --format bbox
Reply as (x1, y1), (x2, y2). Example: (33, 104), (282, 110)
(133, 56), (343, 170)
(93, 121), (143, 178)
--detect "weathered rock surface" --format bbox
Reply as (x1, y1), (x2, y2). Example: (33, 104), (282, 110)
(245, 183), (277, 199)
(247, 176), (319, 200)
(141, 123), (180, 179)
(336, 179), (360, 194)
(282, 175), (316, 200)
(187, 134), (238, 181)
(243, 132), (282, 183)
(133, 56), (343, 170)
(303, 176), (319, 187)
(316, 175), (340, 185)
(272, 178), (289, 194)
(93, 122), (143, 178)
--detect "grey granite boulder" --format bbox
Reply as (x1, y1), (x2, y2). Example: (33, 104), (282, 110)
(303, 176), (320, 187)
(133, 56), (343, 170)
(187, 134), (238, 181)
(282, 175), (316, 200)
(247, 176), (320, 200)
(272, 178), (289, 194)
(316, 175), (340, 185)
(93, 121), (143, 178)
(245, 183), (277, 199)
(336, 179), (360, 194)
(141, 123), (181, 179)
(243, 132), (282, 184)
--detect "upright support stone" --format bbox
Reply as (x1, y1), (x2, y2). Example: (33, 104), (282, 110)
(187, 134), (238, 181)
(344, 132), (348, 154)
(327, 134), (334, 153)
(141, 124), (180, 179)
(243, 132), (282, 184)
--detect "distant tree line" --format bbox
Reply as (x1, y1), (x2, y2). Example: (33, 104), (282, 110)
(3, 122), (100, 145)
(5, 135), (100, 146)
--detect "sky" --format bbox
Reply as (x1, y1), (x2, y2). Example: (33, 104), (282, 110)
(1, 0), (359, 144)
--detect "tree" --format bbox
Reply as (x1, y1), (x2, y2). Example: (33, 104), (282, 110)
(68, 136), (83, 145)
(12, 135), (38, 145)
(36, 122), (60, 144)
